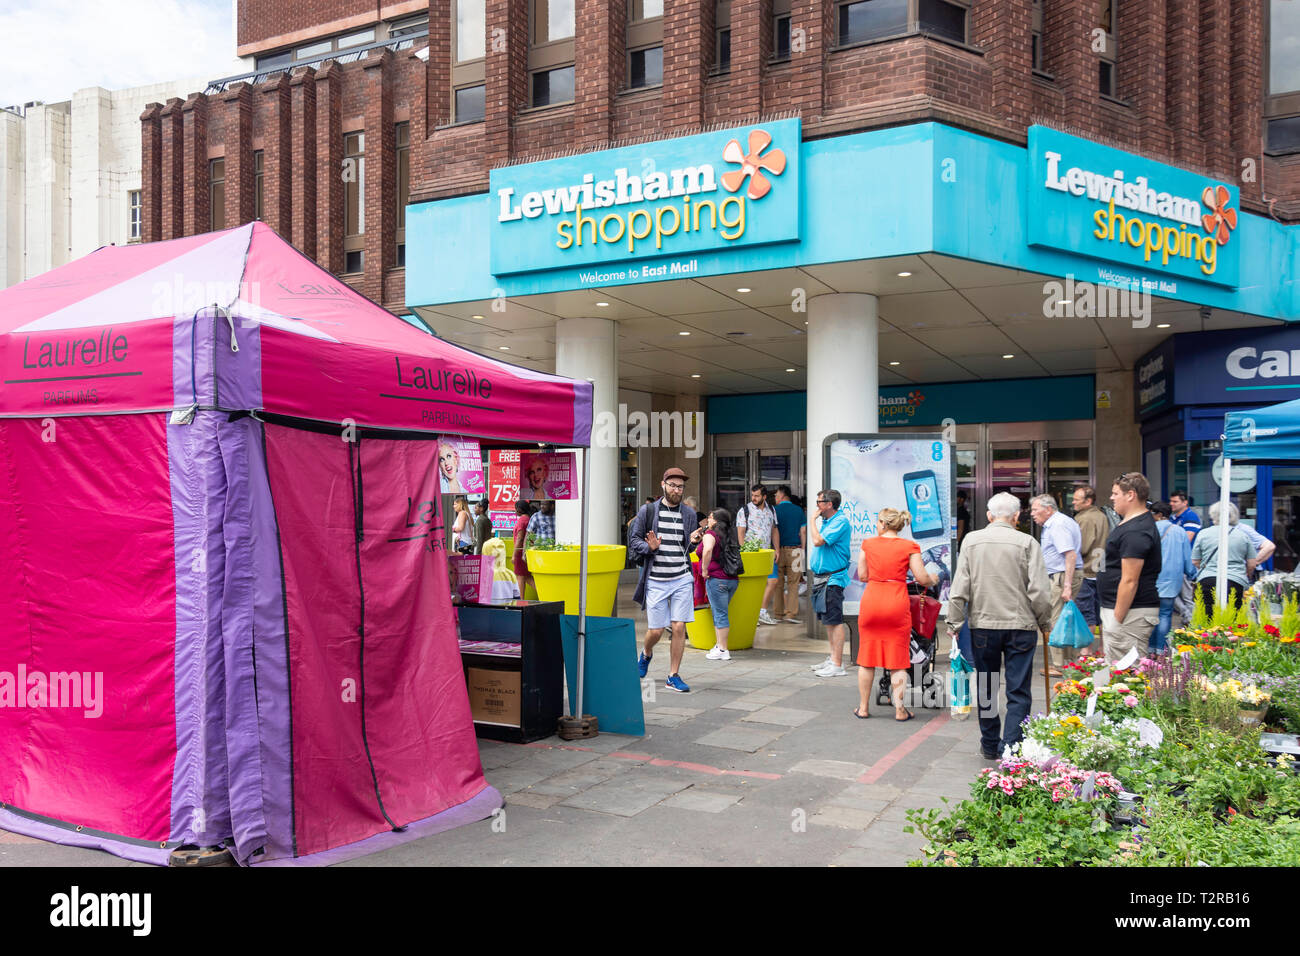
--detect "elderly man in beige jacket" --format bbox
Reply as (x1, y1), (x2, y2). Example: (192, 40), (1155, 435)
(946, 492), (1054, 761)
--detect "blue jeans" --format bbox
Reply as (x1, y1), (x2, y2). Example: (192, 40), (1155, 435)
(970, 628), (1038, 757)
(706, 577), (739, 629)
(1149, 596), (1176, 652)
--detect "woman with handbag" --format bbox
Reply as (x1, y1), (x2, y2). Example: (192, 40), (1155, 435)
(855, 508), (937, 721)
(697, 509), (742, 662)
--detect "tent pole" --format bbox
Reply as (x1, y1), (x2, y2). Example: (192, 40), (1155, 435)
(1216, 451), (1232, 611)
(576, 446), (590, 720)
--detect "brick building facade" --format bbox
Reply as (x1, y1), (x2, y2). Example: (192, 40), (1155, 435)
(142, 0), (1300, 315)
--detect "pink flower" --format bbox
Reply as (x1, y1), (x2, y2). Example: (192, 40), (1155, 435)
(1124, 695), (1138, 707)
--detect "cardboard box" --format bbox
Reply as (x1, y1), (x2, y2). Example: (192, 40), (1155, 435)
(466, 667), (521, 727)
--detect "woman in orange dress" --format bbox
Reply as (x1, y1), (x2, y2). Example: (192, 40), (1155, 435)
(854, 508), (937, 721)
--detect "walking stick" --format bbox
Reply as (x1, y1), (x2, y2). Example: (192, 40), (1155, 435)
(1041, 630), (1053, 705)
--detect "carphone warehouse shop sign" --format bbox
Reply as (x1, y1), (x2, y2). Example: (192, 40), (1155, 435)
(1027, 126), (1240, 289)
(489, 118), (800, 277)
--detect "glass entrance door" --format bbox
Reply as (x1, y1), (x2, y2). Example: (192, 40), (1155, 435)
(991, 442), (1036, 533)
(712, 432), (805, 515)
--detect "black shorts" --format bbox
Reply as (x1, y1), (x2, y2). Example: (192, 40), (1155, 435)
(817, 585), (844, 627)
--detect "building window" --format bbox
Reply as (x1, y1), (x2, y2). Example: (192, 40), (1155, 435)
(529, 0), (575, 106)
(456, 0), (486, 61)
(1098, 0), (1117, 96)
(455, 84), (486, 122)
(774, 0), (792, 60)
(210, 158), (225, 232)
(344, 132), (364, 274)
(837, 0), (908, 46)
(255, 50), (293, 70)
(627, 0), (664, 89)
(1266, 0), (1300, 150)
(396, 122), (409, 268)
(452, 0), (486, 121)
(1031, 0), (1043, 71)
(628, 46), (663, 88)
(532, 66), (575, 106)
(296, 40), (333, 60)
(337, 28), (375, 49)
(128, 189), (141, 241)
(253, 150), (264, 221)
(835, 0), (967, 47)
(389, 13), (430, 38)
(533, 0), (575, 44)
(716, 0), (731, 72)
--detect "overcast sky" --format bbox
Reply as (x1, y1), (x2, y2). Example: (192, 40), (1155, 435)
(0, 0), (240, 107)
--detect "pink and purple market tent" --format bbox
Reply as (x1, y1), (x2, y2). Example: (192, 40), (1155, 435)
(0, 222), (593, 865)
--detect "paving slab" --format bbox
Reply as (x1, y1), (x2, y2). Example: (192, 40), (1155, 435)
(808, 805), (884, 831)
(558, 774), (691, 817)
(788, 758), (871, 780)
(693, 723), (788, 753)
(742, 706), (820, 727)
(660, 789), (743, 813)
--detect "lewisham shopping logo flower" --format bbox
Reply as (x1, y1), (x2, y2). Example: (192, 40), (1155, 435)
(721, 129), (787, 201)
(1201, 184), (1237, 245)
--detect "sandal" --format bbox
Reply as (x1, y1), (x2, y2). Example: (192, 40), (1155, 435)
(895, 710), (915, 722)
(852, 707), (871, 719)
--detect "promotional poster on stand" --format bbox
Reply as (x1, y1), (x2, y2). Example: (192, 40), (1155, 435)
(825, 435), (956, 614)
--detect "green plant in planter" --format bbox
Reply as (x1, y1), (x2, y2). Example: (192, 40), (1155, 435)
(739, 538), (764, 553)
(1112, 797), (1300, 867)
(524, 535), (580, 552)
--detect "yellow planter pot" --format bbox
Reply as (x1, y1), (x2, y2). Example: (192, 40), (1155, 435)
(525, 545), (627, 616)
(687, 549), (774, 651)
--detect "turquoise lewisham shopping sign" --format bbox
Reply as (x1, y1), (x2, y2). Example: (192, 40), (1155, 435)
(488, 118), (801, 276)
(1026, 126), (1240, 289)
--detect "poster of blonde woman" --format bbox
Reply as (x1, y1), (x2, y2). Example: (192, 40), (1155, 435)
(438, 437), (486, 495)
(518, 452), (576, 501)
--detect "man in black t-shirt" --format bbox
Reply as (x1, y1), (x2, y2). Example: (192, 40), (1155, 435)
(1096, 472), (1162, 662)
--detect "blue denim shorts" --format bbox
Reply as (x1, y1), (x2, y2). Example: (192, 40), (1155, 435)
(706, 577), (739, 628)
(646, 574), (695, 630)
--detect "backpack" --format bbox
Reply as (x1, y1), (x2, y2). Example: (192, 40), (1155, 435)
(629, 502), (655, 568)
(1102, 505), (1121, 531)
(720, 534), (744, 577)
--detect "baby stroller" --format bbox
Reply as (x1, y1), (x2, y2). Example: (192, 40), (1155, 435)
(876, 582), (944, 708)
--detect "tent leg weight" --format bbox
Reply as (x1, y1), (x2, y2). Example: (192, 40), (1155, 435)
(168, 845), (236, 867)
(557, 714), (599, 740)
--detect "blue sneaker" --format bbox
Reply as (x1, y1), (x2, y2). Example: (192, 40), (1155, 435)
(665, 673), (690, 693)
(637, 652), (652, 678)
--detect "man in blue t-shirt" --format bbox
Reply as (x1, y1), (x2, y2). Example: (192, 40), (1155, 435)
(809, 488), (851, 678)
(1170, 490), (1201, 544)
(773, 485), (807, 624)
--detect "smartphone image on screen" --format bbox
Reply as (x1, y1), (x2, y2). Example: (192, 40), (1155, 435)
(903, 470), (945, 539)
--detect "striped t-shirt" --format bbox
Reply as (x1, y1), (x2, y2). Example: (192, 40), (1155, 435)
(649, 502), (690, 580)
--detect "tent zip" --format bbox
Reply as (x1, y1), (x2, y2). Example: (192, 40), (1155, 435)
(347, 438), (401, 832)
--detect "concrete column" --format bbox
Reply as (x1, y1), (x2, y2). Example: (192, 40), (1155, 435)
(806, 293), (879, 515)
(555, 317), (619, 547)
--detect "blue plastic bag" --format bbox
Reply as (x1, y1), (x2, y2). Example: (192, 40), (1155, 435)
(1049, 600), (1093, 649)
(949, 648), (973, 721)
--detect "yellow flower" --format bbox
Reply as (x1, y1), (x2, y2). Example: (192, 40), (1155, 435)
(1175, 644), (1195, 654)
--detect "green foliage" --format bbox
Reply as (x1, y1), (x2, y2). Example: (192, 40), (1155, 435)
(1192, 587), (1211, 629)
(1235, 600), (1251, 630)
(1211, 591), (1241, 629)
(739, 538), (766, 553)
(1112, 798), (1300, 867)
(524, 534), (579, 552)
(1283, 594), (1300, 643)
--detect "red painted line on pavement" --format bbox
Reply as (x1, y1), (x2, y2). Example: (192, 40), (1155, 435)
(857, 711), (951, 785)
(502, 742), (782, 780)
(721, 769), (783, 781)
